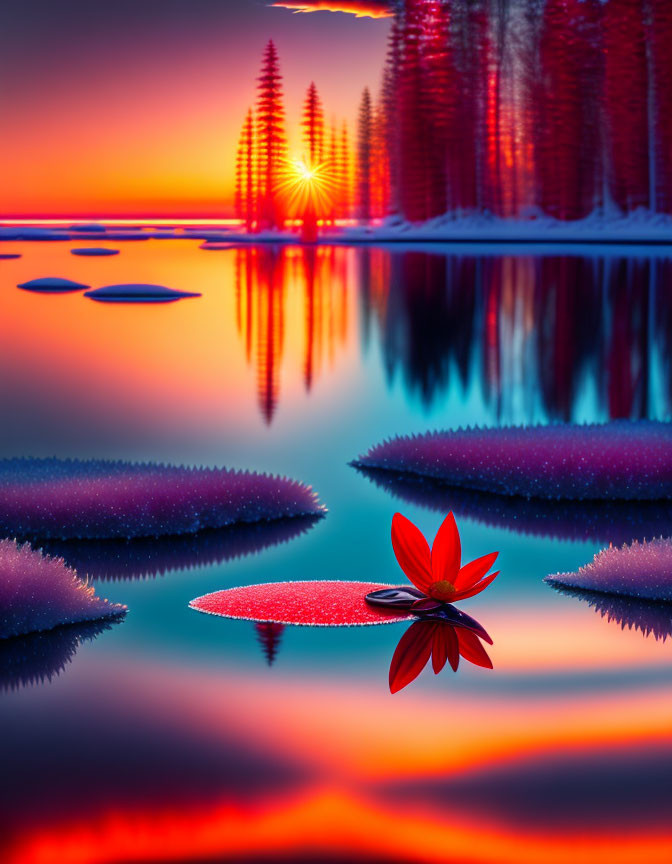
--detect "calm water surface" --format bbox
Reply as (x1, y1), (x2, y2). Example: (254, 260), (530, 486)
(1, 238), (671, 863)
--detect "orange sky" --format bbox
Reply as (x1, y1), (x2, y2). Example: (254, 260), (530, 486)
(0, 1), (390, 218)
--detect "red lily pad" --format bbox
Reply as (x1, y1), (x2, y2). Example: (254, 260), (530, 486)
(189, 581), (415, 626)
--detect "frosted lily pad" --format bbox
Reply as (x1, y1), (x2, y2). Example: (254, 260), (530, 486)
(0, 456), (324, 539)
(0, 253), (21, 260)
(84, 283), (201, 303)
(70, 248), (120, 256)
(190, 581), (415, 626)
(17, 277), (90, 293)
(0, 539), (126, 639)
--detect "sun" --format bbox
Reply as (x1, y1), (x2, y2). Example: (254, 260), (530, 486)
(275, 157), (337, 234)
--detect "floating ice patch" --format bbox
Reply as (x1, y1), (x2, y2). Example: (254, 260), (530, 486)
(77, 232), (150, 241)
(353, 465), (672, 545)
(0, 539), (126, 639)
(17, 277), (90, 293)
(84, 283), (201, 303)
(70, 248), (119, 257)
(0, 253), (21, 260)
(69, 223), (106, 233)
(0, 458), (324, 539)
(353, 421), (672, 501)
(546, 537), (672, 602)
(3, 228), (68, 241)
(189, 581), (415, 626)
(42, 514), (322, 581)
(199, 241), (235, 250)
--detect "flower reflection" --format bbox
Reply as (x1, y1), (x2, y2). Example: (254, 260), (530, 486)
(547, 582), (672, 643)
(246, 600), (493, 693)
(389, 608), (493, 694)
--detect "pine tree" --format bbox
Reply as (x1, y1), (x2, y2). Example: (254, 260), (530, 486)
(302, 82), (325, 167)
(604, 0), (650, 212)
(235, 109), (256, 231)
(339, 123), (352, 219)
(328, 123), (338, 224)
(648, 0), (672, 213)
(381, 11), (402, 215)
(256, 40), (287, 230)
(398, 0), (431, 221)
(357, 88), (373, 221)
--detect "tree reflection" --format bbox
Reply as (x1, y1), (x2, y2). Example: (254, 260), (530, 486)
(233, 247), (672, 424)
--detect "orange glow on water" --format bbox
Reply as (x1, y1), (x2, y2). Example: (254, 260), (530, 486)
(10, 787), (672, 864)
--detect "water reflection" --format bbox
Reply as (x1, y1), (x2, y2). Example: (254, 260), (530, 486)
(0, 620), (120, 692)
(234, 247), (672, 424)
(41, 515), (322, 581)
(255, 622), (285, 666)
(388, 609), (493, 694)
(246, 602), (493, 693)
(547, 582), (672, 643)
(370, 253), (666, 420)
(235, 246), (349, 423)
(355, 465), (672, 545)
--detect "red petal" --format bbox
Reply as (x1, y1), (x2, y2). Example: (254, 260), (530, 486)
(389, 620), (436, 693)
(391, 513), (433, 594)
(451, 571), (499, 602)
(457, 628), (493, 669)
(432, 623), (459, 673)
(431, 512), (461, 584)
(455, 551), (499, 591)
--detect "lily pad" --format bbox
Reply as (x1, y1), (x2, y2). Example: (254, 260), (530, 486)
(190, 581), (415, 626)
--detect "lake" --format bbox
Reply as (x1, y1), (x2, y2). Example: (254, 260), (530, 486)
(1, 237), (671, 864)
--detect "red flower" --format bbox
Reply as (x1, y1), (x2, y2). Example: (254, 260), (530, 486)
(389, 619), (493, 693)
(391, 512), (498, 607)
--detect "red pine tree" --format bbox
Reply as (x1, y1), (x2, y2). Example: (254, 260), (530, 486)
(605, 0), (650, 212)
(356, 88), (373, 221)
(235, 109), (256, 231)
(648, 0), (672, 213)
(256, 40), (287, 230)
(302, 82), (325, 167)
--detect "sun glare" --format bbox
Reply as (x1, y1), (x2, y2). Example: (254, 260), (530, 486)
(275, 157), (336, 222)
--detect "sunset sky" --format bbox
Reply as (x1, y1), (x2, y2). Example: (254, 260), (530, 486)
(0, 0), (391, 218)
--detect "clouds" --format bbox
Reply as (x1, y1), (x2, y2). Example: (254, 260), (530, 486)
(270, 1), (392, 19)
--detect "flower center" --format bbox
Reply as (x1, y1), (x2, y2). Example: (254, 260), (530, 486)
(429, 580), (456, 600)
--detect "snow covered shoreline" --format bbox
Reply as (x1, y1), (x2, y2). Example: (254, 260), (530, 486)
(2, 210), (672, 247)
